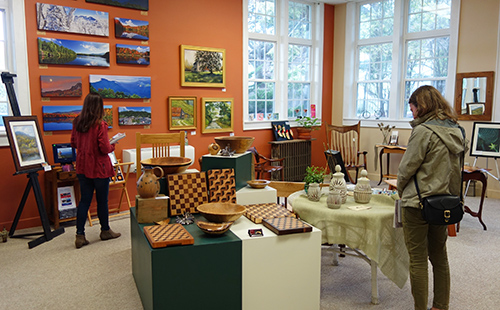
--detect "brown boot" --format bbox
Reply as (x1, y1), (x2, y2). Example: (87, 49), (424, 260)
(100, 229), (121, 241)
(75, 234), (89, 249)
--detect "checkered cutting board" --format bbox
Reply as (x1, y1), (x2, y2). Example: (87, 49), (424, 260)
(263, 217), (312, 235)
(143, 224), (194, 248)
(244, 202), (296, 224)
(207, 168), (236, 203)
(167, 172), (208, 216)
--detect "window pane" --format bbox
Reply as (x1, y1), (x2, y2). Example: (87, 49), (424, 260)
(248, 82), (275, 120)
(405, 37), (449, 79)
(359, 0), (394, 39)
(356, 82), (390, 119)
(288, 44), (310, 81)
(289, 2), (311, 39)
(408, 0), (451, 33)
(358, 43), (392, 81)
(248, 40), (275, 80)
(403, 80), (446, 117)
(288, 82), (310, 118)
(248, 0), (276, 35)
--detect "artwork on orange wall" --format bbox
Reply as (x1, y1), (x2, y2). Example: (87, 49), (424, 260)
(118, 106), (151, 125)
(89, 75), (151, 99)
(168, 96), (197, 130)
(42, 105), (113, 131)
(38, 37), (110, 67)
(116, 44), (150, 65)
(36, 3), (109, 36)
(40, 76), (82, 97)
(114, 17), (149, 40)
(86, 0), (148, 11)
(180, 45), (226, 88)
(201, 98), (233, 133)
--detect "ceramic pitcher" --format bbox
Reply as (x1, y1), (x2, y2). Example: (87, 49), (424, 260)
(137, 166), (164, 198)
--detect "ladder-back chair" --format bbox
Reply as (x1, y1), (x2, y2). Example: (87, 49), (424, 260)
(248, 146), (285, 181)
(325, 121), (367, 184)
(135, 132), (185, 179)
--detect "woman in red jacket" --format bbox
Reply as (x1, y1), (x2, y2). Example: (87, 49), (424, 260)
(71, 93), (121, 248)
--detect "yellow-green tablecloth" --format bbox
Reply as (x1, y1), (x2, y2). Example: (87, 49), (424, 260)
(289, 190), (409, 288)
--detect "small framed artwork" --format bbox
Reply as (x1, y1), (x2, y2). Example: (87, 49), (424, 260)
(467, 103), (485, 115)
(86, 0), (149, 11)
(38, 37), (110, 67)
(114, 18), (149, 40)
(272, 121), (293, 141)
(201, 98), (233, 133)
(40, 76), (82, 97)
(168, 96), (197, 130)
(389, 131), (399, 145)
(470, 122), (500, 158)
(3, 116), (47, 173)
(180, 45), (226, 88)
(116, 44), (150, 65)
(118, 106), (151, 125)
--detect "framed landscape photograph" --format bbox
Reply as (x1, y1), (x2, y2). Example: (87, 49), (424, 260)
(3, 116), (47, 173)
(118, 106), (151, 125)
(470, 122), (500, 158)
(114, 18), (149, 40)
(180, 45), (225, 88)
(201, 98), (233, 133)
(116, 44), (150, 65)
(42, 105), (113, 131)
(467, 103), (485, 115)
(38, 37), (109, 67)
(86, 0), (149, 11)
(40, 76), (82, 97)
(89, 75), (151, 99)
(168, 96), (197, 130)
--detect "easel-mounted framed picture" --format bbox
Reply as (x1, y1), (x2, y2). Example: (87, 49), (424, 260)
(3, 116), (47, 173)
(180, 45), (226, 88)
(470, 122), (500, 158)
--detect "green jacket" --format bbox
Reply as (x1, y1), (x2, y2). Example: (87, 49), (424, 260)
(397, 112), (466, 209)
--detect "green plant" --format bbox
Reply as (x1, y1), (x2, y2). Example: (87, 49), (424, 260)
(295, 116), (321, 130)
(303, 166), (326, 184)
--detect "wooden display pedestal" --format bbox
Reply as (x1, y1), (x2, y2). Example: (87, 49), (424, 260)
(135, 195), (169, 224)
(201, 152), (252, 191)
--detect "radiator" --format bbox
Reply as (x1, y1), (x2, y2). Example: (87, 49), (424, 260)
(122, 145), (196, 173)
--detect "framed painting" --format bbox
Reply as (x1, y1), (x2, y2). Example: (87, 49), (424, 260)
(89, 75), (151, 99)
(116, 44), (150, 65)
(38, 37), (110, 67)
(3, 116), (47, 173)
(86, 0), (148, 11)
(180, 45), (225, 88)
(36, 3), (109, 36)
(40, 76), (82, 97)
(470, 122), (500, 158)
(42, 105), (112, 131)
(118, 106), (151, 125)
(467, 103), (485, 115)
(201, 98), (233, 134)
(114, 18), (149, 40)
(168, 96), (197, 130)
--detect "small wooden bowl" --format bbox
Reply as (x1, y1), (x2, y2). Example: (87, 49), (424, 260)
(197, 203), (246, 223)
(247, 179), (270, 189)
(196, 221), (232, 235)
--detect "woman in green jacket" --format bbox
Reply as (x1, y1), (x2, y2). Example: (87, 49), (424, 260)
(397, 85), (466, 310)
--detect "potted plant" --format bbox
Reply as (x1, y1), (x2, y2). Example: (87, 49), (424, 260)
(303, 165), (326, 194)
(295, 116), (321, 139)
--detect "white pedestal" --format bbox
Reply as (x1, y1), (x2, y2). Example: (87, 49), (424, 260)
(236, 186), (277, 205)
(230, 216), (321, 310)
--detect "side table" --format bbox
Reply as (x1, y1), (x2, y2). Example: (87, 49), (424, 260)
(375, 144), (407, 185)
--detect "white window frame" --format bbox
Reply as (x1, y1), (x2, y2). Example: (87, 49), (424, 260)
(343, 0), (460, 128)
(243, 0), (324, 130)
(0, 0), (30, 146)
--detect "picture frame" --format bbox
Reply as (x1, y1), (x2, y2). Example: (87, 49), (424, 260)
(42, 105), (113, 131)
(271, 121), (293, 141)
(470, 122), (500, 158)
(86, 0), (149, 11)
(180, 45), (226, 88)
(89, 75), (151, 99)
(118, 106), (151, 125)
(3, 116), (48, 173)
(116, 44), (150, 65)
(467, 103), (485, 115)
(168, 96), (197, 130)
(40, 75), (82, 97)
(38, 37), (110, 67)
(114, 18), (149, 40)
(201, 98), (233, 133)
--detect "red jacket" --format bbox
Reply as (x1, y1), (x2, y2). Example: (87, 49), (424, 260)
(71, 120), (115, 179)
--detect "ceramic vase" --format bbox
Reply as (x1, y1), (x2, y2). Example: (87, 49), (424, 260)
(330, 165), (347, 203)
(354, 169), (372, 204)
(327, 189), (342, 209)
(307, 183), (321, 202)
(137, 166), (164, 198)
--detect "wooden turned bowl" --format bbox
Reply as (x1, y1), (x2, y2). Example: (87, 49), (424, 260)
(196, 221), (233, 235)
(197, 203), (246, 223)
(247, 179), (270, 189)
(214, 136), (255, 154)
(141, 156), (192, 176)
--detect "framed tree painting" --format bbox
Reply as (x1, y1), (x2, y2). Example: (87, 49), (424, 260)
(470, 122), (500, 158)
(3, 116), (47, 173)
(168, 96), (197, 130)
(201, 98), (233, 133)
(180, 45), (226, 88)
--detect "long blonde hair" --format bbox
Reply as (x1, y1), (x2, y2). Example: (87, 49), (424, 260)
(409, 85), (457, 122)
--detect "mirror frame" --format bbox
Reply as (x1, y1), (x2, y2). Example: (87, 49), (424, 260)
(454, 71), (494, 121)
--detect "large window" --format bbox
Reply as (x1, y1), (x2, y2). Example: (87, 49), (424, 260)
(344, 0), (460, 126)
(243, 0), (323, 130)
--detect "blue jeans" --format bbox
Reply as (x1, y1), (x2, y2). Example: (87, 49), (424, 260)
(76, 174), (110, 235)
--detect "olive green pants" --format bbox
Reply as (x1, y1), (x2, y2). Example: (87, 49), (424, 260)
(402, 207), (450, 310)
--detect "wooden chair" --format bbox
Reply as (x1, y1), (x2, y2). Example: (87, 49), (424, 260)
(325, 121), (367, 184)
(248, 146), (285, 181)
(135, 132), (185, 179)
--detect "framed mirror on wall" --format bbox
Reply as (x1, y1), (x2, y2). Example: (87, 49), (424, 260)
(454, 71), (494, 121)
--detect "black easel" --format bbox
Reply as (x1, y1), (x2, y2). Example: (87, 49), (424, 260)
(2, 72), (65, 248)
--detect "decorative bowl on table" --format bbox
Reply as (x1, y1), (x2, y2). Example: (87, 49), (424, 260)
(197, 203), (246, 223)
(196, 220), (233, 235)
(141, 156), (192, 176)
(214, 136), (255, 154)
(247, 179), (270, 189)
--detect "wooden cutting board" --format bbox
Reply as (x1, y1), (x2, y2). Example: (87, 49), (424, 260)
(263, 217), (312, 235)
(143, 224), (194, 248)
(244, 202), (296, 224)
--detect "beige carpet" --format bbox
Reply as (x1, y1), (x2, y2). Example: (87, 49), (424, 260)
(0, 196), (498, 310)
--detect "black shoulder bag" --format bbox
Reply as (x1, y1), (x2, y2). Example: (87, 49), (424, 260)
(413, 157), (465, 225)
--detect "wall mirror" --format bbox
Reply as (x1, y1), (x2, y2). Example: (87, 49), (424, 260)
(454, 71), (494, 121)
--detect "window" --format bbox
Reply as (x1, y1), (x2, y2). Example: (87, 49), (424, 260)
(0, 0), (30, 146)
(344, 0), (460, 126)
(243, 0), (323, 130)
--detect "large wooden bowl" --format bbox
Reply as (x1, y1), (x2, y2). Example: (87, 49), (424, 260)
(141, 156), (192, 176)
(197, 203), (246, 223)
(214, 136), (255, 153)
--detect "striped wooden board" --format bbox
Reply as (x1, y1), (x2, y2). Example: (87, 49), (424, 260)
(263, 217), (312, 235)
(244, 202), (296, 224)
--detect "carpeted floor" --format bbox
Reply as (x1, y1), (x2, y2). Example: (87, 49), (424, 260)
(0, 196), (498, 310)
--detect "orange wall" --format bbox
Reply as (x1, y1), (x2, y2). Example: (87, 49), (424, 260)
(0, 0), (334, 229)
